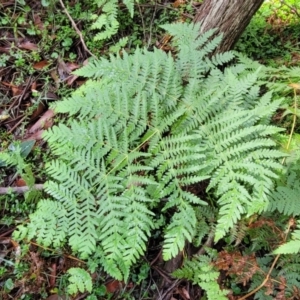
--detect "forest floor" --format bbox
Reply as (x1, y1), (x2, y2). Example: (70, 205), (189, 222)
(1, 0), (300, 299)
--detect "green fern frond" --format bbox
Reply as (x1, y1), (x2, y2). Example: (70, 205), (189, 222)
(173, 254), (228, 300)
(163, 204), (197, 260)
(89, 0), (134, 42)
(26, 199), (68, 248)
(274, 228), (300, 255)
(268, 163), (300, 217)
(67, 268), (93, 295)
(17, 22), (284, 280)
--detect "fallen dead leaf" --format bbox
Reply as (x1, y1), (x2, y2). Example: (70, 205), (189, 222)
(179, 287), (190, 300)
(31, 81), (37, 91)
(58, 58), (71, 80)
(16, 178), (27, 187)
(173, 0), (185, 7)
(288, 83), (300, 90)
(1, 82), (22, 96)
(33, 13), (45, 31)
(75, 80), (87, 87)
(18, 41), (39, 51)
(28, 109), (55, 134)
(0, 46), (10, 53)
(33, 60), (50, 70)
(49, 262), (57, 287)
(30, 102), (47, 121)
(106, 280), (124, 293)
(83, 58), (89, 66)
(24, 130), (44, 141)
(50, 69), (60, 87)
(66, 74), (78, 86)
(45, 91), (58, 100)
(65, 62), (80, 71)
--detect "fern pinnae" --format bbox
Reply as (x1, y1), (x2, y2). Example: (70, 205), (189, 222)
(163, 204), (197, 260)
(17, 22), (286, 282)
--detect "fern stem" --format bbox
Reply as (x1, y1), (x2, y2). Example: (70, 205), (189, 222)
(106, 128), (159, 176)
(281, 87), (298, 165)
(238, 220), (293, 300)
(58, 0), (96, 58)
(30, 241), (86, 263)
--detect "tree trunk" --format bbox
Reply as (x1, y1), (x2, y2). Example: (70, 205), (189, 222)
(193, 0), (264, 53)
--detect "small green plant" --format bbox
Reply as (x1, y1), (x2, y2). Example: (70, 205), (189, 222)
(173, 251), (228, 300)
(14, 22), (285, 287)
(235, 0), (300, 64)
(67, 268), (93, 295)
(0, 140), (42, 214)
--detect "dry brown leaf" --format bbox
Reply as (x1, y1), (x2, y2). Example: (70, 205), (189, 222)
(83, 58), (89, 66)
(45, 91), (58, 100)
(288, 83), (300, 90)
(31, 81), (37, 92)
(75, 80), (87, 86)
(49, 262), (57, 287)
(1, 82), (22, 96)
(18, 41), (39, 51)
(66, 74), (78, 86)
(16, 178), (27, 187)
(30, 102), (47, 121)
(33, 14), (45, 31)
(173, 0), (185, 7)
(24, 130), (44, 141)
(106, 280), (124, 293)
(180, 287), (190, 299)
(50, 69), (60, 87)
(11, 85), (22, 97)
(28, 109), (55, 134)
(65, 62), (80, 71)
(0, 46), (10, 53)
(58, 58), (71, 80)
(33, 60), (50, 70)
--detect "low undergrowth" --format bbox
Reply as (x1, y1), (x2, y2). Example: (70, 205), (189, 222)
(1, 0), (300, 299)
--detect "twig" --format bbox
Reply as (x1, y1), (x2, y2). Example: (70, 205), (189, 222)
(238, 220), (293, 300)
(58, 0), (96, 58)
(152, 266), (172, 284)
(160, 279), (182, 300)
(7, 115), (27, 134)
(0, 184), (44, 194)
(0, 227), (15, 238)
(30, 241), (86, 263)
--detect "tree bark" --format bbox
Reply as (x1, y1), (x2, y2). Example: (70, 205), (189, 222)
(194, 0), (264, 53)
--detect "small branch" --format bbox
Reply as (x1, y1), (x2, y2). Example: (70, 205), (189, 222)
(238, 220), (293, 300)
(0, 184), (44, 194)
(58, 0), (96, 58)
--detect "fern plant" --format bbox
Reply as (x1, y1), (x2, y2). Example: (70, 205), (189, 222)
(91, 0), (134, 41)
(14, 22), (285, 280)
(67, 268), (93, 295)
(173, 251), (228, 300)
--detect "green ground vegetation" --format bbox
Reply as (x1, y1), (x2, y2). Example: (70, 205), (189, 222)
(1, 0), (300, 299)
